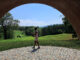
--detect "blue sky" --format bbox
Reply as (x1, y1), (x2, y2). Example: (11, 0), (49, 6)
(9, 3), (64, 27)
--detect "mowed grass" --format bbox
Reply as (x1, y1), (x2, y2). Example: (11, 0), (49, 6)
(0, 33), (80, 51)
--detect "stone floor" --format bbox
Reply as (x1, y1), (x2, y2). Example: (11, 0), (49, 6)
(0, 46), (80, 60)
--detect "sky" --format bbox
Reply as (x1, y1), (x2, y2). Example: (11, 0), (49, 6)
(9, 3), (64, 27)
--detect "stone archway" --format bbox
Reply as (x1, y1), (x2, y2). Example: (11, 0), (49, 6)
(0, 0), (80, 39)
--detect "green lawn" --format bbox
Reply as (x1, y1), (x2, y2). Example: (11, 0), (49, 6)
(0, 33), (79, 51)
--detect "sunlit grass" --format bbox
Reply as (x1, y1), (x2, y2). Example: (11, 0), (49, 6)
(0, 33), (79, 51)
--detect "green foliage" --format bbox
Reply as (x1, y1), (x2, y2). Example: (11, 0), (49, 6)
(0, 27), (3, 39)
(25, 26), (34, 36)
(19, 26), (25, 31)
(6, 29), (14, 39)
(38, 27), (42, 36)
(41, 24), (65, 36)
(0, 12), (19, 39)
(0, 33), (3, 39)
(18, 24), (65, 36)
(19, 26), (42, 36)
(14, 30), (25, 38)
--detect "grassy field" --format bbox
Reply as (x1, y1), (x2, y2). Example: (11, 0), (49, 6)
(0, 31), (80, 51)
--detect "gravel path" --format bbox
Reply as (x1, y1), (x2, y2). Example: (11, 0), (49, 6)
(0, 46), (80, 60)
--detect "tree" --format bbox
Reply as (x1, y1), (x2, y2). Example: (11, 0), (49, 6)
(25, 26), (34, 36)
(0, 12), (19, 39)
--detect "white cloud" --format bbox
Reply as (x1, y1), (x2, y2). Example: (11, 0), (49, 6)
(19, 19), (50, 27)
(18, 18), (63, 27)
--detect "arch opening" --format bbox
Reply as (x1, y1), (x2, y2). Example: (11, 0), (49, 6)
(0, 0), (80, 40)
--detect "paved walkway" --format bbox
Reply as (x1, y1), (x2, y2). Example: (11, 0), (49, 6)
(0, 46), (80, 60)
